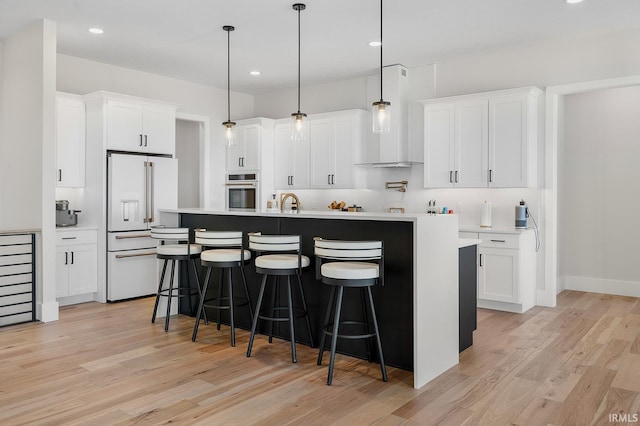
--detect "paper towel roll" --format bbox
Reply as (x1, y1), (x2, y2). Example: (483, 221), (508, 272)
(480, 201), (492, 228)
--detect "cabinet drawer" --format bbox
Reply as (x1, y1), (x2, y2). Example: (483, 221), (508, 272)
(479, 233), (520, 249)
(108, 231), (155, 251)
(56, 230), (97, 246)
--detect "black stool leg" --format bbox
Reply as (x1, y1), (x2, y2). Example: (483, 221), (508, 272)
(286, 275), (297, 363)
(152, 259), (169, 324)
(317, 285), (336, 366)
(216, 268), (223, 330)
(268, 275), (278, 344)
(192, 266), (212, 342)
(361, 287), (374, 362)
(247, 274), (268, 357)
(191, 259), (208, 325)
(240, 266), (254, 321)
(228, 267), (236, 347)
(165, 260), (176, 332)
(327, 286), (344, 385)
(296, 274), (315, 348)
(185, 259), (194, 316)
(367, 286), (387, 382)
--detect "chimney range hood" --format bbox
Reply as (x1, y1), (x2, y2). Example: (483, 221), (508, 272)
(360, 64), (423, 168)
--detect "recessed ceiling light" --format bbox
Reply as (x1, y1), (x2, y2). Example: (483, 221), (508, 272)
(565, 0), (584, 3)
(369, 41), (382, 47)
(88, 27), (104, 34)
(249, 71), (261, 76)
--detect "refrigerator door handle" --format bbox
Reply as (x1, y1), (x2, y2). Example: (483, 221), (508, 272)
(143, 161), (150, 223)
(148, 161), (155, 223)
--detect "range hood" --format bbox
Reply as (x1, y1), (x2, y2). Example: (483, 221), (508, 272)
(360, 64), (423, 168)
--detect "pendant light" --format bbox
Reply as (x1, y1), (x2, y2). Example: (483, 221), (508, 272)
(291, 3), (307, 141)
(372, 0), (390, 134)
(222, 25), (236, 146)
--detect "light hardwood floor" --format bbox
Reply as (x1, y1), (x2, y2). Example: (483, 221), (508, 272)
(1, 290), (640, 425)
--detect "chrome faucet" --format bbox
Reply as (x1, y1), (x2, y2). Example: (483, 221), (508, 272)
(281, 193), (301, 213)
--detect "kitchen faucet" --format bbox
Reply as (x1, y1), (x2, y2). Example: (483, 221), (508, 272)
(281, 193), (301, 213)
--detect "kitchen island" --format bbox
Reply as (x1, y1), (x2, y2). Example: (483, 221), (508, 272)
(160, 208), (459, 389)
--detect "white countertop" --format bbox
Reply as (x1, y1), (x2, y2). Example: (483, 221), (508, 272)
(163, 208), (457, 223)
(459, 226), (533, 235)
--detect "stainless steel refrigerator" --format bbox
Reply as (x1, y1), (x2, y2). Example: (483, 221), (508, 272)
(107, 153), (177, 301)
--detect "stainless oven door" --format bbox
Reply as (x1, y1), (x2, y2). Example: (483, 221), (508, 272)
(226, 184), (257, 211)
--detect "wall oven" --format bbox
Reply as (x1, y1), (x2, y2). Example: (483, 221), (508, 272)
(226, 172), (258, 211)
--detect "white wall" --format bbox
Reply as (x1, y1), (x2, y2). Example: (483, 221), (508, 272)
(560, 86), (640, 296)
(57, 54), (255, 210)
(1, 20), (58, 321)
(176, 119), (200, 208)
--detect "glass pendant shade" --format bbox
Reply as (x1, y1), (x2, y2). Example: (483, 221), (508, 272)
(372, 100), (391, 134)
(291, 112), (307, 141)
(223, 121), (236, 146)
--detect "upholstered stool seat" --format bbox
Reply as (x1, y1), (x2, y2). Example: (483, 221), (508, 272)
(246, 234), (314, 363)
(201, 248), (251, 263)
(192, 230), (253, 347)
(255, 254), (310, 270)
(150, 227), (203, 332)
(321, 262), (379, 280)
(315, 237), (387, 385)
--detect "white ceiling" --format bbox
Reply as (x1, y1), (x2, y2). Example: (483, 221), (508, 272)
(1, 0), (639, 95)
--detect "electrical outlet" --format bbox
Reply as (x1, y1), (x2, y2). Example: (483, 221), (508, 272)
(457, 203), (463, 212)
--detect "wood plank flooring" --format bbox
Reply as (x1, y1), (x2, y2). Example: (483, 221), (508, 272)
(1, 290), (640, 425)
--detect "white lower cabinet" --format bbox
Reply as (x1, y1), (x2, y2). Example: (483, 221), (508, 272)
(56, 229), (98, 300)
(460, 229), (536, 313)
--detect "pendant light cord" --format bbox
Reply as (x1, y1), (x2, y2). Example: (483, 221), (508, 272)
(379, 0), (383, 102)
(227, 28), (231, 122)
(297, 6), (301, 114)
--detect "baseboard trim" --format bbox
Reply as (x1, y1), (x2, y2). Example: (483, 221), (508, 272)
(38, 301), (59, 322)
(563, 275), (640, 298)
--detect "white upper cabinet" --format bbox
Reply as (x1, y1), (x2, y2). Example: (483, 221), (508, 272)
(227, 123), (261, 171)
(309, 110), (365, 189)
(56, 93), (86, 188)
(274, 121), (310, 189)
(93, 94), (176, 156)
(421, 87), (540, 188)
(488, 93), (536, 187)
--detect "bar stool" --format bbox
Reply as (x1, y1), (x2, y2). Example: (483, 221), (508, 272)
(246, 234), (314, 363)
(150, 226), (202, 332)
(192, 230), (253, 346)
(314, 237), (387, 385)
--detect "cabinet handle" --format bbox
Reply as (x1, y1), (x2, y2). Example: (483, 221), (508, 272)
(71, 251), (74, 265)
(58, 169), (62, 182)
(489, 169), (493, 183)
(115, 234), (150, 240)
(455, 170), (459, 183)
(139, 134), (143, 146)
(115, 251), (156, 259)
(328, 174), (331, 185)
(490, 239), (506, 243)
(479, 254), (483, 267)
(238, 158), (241, 167)
(144, 134), (148, 147)
(331, 174), (335, 185)
(449, 171), (453, 183)
(65, 252), (68, 265)
(61, 237), (77, 240)
(291, 176), (294, 186)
